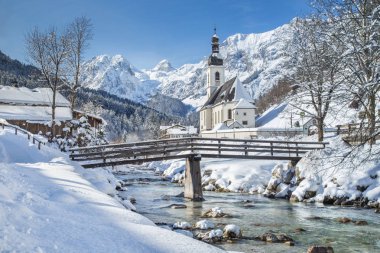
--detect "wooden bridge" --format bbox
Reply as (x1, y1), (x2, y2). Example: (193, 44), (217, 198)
(69, 137), (327, 201)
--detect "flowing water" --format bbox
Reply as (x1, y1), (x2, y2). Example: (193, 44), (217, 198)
(115, 166), (380, 253)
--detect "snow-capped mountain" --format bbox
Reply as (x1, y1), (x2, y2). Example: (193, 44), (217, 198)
(80, 22), (294, 109)
(80, 55), (158, 103)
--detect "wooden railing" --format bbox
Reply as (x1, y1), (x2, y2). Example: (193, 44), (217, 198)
(0, 122), (46, 149)
(336, 121), (380, 143)
(69, 137), (328, 168)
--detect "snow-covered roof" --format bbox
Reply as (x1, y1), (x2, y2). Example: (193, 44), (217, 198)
(0, 86), (70, 107)
(160, 124), (197, 134)
(212, 123), (229, 131)
(227, 121), (243, 129)
(203, 77), (253, 108)
(73, 110), (105, 124)
(233, 99), (256, 109)
(0, 105), (72, 121)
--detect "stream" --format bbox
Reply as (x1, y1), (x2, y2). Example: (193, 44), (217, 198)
(115, 165), (380, 253)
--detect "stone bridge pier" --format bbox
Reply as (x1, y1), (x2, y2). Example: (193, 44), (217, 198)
(184, 155), (204, 201)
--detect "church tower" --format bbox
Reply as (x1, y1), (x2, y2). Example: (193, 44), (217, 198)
(207, 28), (225, 98)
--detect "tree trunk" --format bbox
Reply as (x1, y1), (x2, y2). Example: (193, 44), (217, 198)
(317, 118), (324, 142)
(51, 87), (57, 141)
(367, 93), (377, 144)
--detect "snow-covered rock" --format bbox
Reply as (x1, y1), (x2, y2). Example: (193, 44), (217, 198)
(195, 220), (215, 230)
(291, 136), (380, 205)
(173, 221), (192, 230)
(223, 224), (242, 239)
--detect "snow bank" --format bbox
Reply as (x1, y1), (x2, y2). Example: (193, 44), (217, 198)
(0, 129), (224, 253)
(159, 157), (276, 193)
(292, 136), (380, 204)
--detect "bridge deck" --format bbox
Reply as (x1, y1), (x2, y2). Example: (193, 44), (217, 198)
(69, 137), (327, 168)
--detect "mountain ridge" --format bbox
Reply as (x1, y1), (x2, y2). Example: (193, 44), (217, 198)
(80, 22), (295, 109)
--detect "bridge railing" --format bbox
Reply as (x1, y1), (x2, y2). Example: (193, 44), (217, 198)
(69, 137), (328, 168)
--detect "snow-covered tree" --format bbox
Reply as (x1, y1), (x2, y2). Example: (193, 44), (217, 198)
(26, 27), (70, 139)
(290, 17), (344, 141)
(66, 17), (93, 114)
(313, 0), (380, 143)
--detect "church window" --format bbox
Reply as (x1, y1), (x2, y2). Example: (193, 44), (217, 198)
(243, 112), (247, 116)
(242, 121), (248, 125)
(215, 71), (220, 81)
(228, 109), (232, 119)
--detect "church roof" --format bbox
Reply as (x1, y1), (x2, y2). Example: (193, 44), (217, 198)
(202, 77), (254, 108)
(234, 99), (256, 109)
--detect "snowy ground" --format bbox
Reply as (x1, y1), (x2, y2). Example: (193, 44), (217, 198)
(0, 129), (225, 253)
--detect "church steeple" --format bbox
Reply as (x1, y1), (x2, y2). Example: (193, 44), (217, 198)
(208, 28), (223, 66)
(206, 27), (225, 98)
(212, 27), (219, 54)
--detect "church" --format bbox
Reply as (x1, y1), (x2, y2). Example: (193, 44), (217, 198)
(200, 30), (256, 134)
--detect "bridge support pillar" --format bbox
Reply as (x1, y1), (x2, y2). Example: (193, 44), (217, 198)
(184, 155), (204, 201)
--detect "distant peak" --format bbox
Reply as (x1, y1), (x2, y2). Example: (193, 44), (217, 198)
(152, 59), (175, 72)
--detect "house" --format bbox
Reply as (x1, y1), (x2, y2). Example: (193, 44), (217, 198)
(200, 30), (256, 135)
(0, 85), (104, 137)
(73, 110), (104, 132)
(0, 85), (72, 136)
(159, 124), (198, 139)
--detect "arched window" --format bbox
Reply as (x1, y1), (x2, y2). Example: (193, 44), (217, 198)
(215, 71), (220, 81)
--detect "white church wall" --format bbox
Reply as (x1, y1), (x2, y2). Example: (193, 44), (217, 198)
(201, 127), (303, 139)
(233, 108), (255, 128)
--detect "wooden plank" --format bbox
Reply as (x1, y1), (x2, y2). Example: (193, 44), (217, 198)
(70, 137), (194, 151)
(70, 142), (192, 158)
(200, 153), (302, 161)
(81, 154), (194, 168)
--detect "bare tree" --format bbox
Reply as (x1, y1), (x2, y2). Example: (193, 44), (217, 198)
(313, 0), (380, 144)
(66, 17), (93, 114)
(290, 18), (344, 141)
(26, 27), (69, 139)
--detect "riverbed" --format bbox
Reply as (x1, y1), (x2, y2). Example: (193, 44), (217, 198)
(115, 165), (380, 253)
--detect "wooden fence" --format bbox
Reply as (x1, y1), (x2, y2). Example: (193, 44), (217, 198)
(0, 122), (46, 149)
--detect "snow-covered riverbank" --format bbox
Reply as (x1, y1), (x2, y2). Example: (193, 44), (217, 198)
(0, 129), (224, 253)
(153, 135), (380, 209)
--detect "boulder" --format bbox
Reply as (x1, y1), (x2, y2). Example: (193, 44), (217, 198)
(294, 227), (306, 233)
(336, 217), (352, 224)
(195, 220), (215, 230)
(354, 220), (368, 226)
(169, 204), (187, 209)
(304, 191), (317, 199)
(307, 246), (334, 253)
(223, 224), (242, 239)
(202, 207), (230, 218)
(258, 232), (293, 243)
(197, 229), (223, 243)
(284, 241), (295, 246)
(173, 221), (192, 230)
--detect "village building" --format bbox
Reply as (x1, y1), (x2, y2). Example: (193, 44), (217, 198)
(159, 124), (198, 139)
(200, 30), (256, 135)
(0, 85), (103, 136)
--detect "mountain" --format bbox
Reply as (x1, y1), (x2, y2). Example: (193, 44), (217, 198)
(80, 55), (159, 103)
(0, 50), (41, 88)
(80, 22), (294, 109)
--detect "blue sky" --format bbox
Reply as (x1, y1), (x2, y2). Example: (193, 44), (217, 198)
(0, 0), (312, 69)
